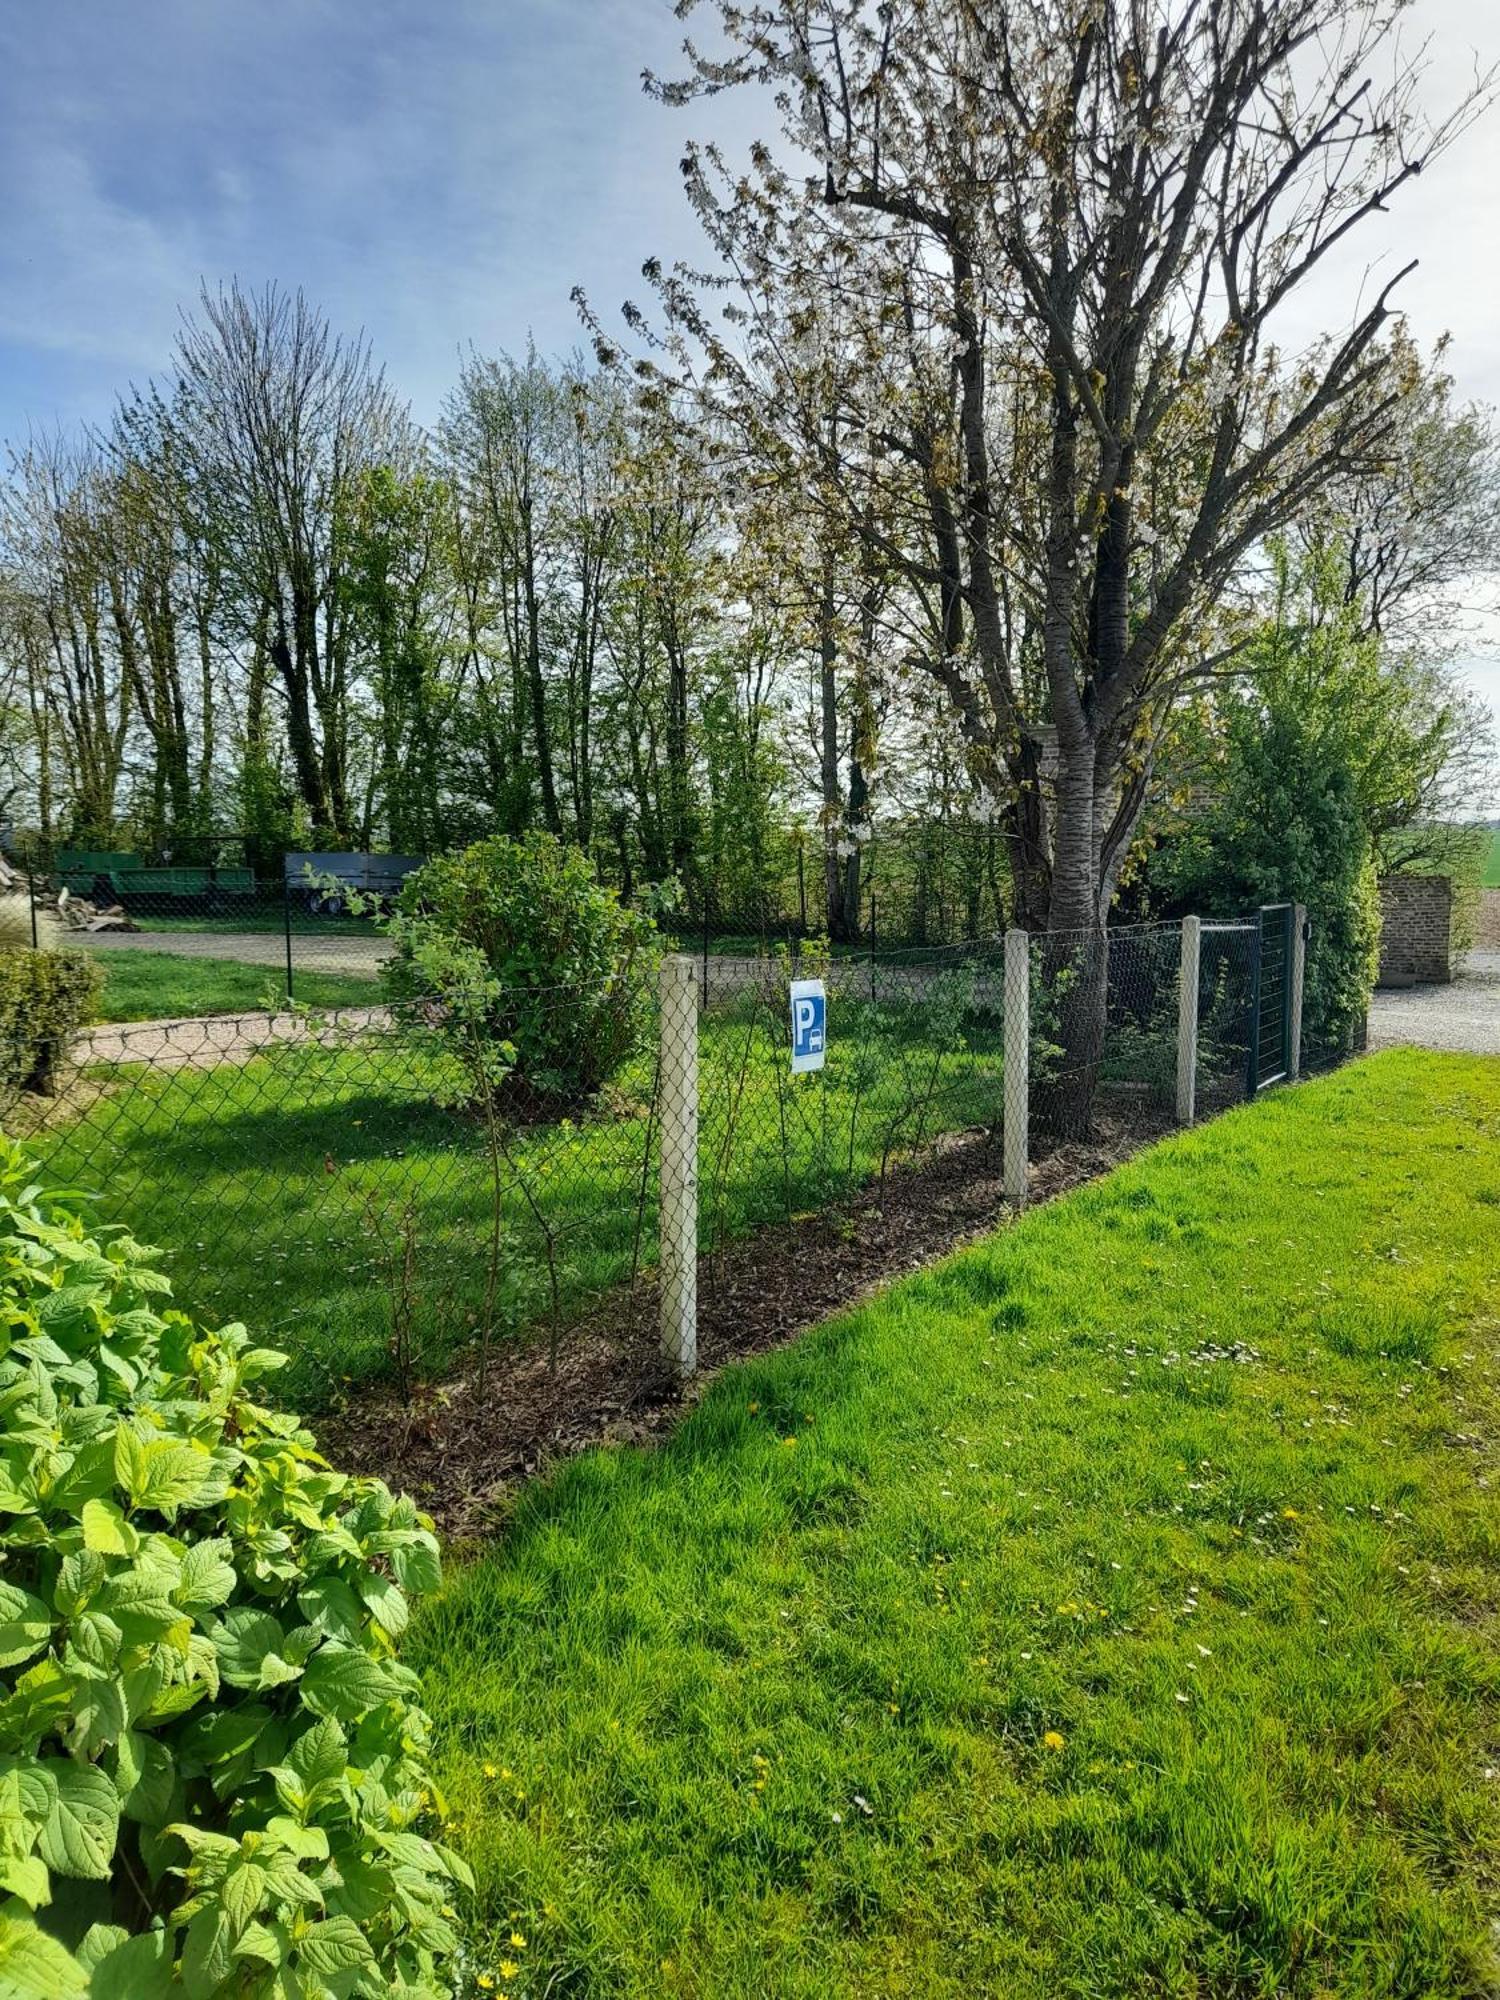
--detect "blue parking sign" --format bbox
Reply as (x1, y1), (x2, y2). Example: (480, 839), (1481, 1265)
(790, 977), (827, 1073)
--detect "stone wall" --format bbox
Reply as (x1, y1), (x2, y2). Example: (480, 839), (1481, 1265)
(1477, 889), (1500, 950)
(1377, 874), (1455, 985)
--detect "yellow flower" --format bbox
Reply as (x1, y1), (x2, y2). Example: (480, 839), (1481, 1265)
(782, 1436), (798, 1448)
(500, 1965), (520, 1983)
(477, 1979), (494, 1993)
(509, 1932), (527, 1950)
(482, 1763), (499, 1779)
(1282, 1507), (1300, 1520)
(1043, 1730), (1066, 1752)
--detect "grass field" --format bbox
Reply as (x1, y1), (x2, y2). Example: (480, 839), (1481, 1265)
(91, 948), (378, 1021)
(32, 985), (1007, 1401)
(413, 1050), (1500, 1998)
(1485, 829), (1500, 888)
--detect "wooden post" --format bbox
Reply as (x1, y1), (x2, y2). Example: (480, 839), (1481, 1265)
(1176, 914), (1200, 1125)
(1003, 929), (1029, 1209)
(1290, 904), (1307, 1079)
(658, 955), (699, 1380)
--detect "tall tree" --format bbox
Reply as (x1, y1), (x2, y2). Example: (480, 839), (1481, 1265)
(637, 0), (1487, 1089)
(172, 282), (408, 841)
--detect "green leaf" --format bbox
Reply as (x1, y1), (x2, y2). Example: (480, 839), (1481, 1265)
(63, 1667), (127, 1760)
(82, 1926), (172, 2000)
(176, 1540), (235, 1617)
(35, 1764), (118, 1883)
(48, 1441), (114, 1518)
(298, 1646), (396, 1722)
(117, 1735), (174, 1828)
(0, 1663), (74, 1753)
(0, 1854), (48, 1910)
(54, 1554), (105, 1621)
(286, 1717), (345, 1789)
(356, 1573), (408, 1639)
(133, 1442), (217, 1517)
(265, 1818), (328, 1861)
(79, 1502), (136, 1559)
(209, 1609), (288, 1690)
(0, 1586), (52, 1671)
(179, 1907), (234, 2000)
(231, 1919), (282, 1969)
(220, 1857), (267, 1936)
(73, 1925), (126, 1975)
(296, 1916), (375, 1978)
(110, 1427), (150, 1510)
(0, 1903), (85, 1999)
(389, 1537), (441, 1596)
(296, 1578), (363, 1643)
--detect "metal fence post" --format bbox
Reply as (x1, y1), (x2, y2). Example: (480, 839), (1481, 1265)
(1003, 928), (1029, 1210)
(1176, 914), (1200, 1125)
(1289, 904), (1307, 1080)
(1245, 913), (1263, 1100)
(658, 954), (699, 1381)
(283, 874), (295, 1007)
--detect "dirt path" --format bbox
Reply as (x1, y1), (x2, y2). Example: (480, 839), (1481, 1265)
(72, 928), (389, 977)
(75, 1005), (391, 1068)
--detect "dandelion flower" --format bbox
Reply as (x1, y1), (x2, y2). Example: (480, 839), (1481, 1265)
(500, 1965), (520, 1983)
(1043, 1730), (1065, 1751)
(482, 1764), (499, 1779)
(510, 1932), (527, 1950)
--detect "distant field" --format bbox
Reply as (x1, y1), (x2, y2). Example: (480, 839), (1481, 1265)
(1485, 830), (1500, 888)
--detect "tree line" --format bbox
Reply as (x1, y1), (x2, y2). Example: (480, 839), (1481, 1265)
(2, 0), (1496, 968)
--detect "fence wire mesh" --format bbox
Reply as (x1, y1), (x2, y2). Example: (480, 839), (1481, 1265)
(6, 980), (663, 1409)
(0, 909), (1350, 1415)
(693, 941), (1009, 1263)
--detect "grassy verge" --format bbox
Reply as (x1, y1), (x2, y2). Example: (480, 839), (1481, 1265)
(1486, 830), (1500, 889)
(90, 948), (378, 1022)
(413, 1050), (1500, 1999)
(31, 986), (1005, 1401)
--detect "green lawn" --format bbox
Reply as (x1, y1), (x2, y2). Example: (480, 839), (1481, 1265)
(32, 982), (1006, 1402)
(1485, 830), (1500, 889)
(90, 948), (379, 1021)
(413, 1050), (1500, 1998)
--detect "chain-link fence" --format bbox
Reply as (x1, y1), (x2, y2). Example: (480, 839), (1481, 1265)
(0, 908), (1348, 1416)
(10, 841), (398, 1017)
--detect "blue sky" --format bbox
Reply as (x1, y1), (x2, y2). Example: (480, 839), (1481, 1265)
(0, 0), (763, 437)
(2, 0), (1498, 793)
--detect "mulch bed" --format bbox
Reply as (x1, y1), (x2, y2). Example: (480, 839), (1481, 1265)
(322, 1104), (1171, 1540)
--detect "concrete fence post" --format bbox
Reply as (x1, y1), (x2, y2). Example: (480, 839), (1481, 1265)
(658, 954), (699, 1380)
(1003, 929), (1029, 1210)
(1176, 914), (1201, 1126)
(1289, 904), (1307, 1080)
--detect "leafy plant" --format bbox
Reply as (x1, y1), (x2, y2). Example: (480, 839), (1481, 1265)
(382, 832), (658, 1111)
(0, 947), (102, 1099)
(0, 1141), (468, 1997)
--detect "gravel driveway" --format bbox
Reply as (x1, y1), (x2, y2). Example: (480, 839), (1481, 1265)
(71, 928), (389, 977)
(1367, 950), (1500, 1056)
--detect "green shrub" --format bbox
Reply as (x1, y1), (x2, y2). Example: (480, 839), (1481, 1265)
(0, 1141), (467, 1997)
(0, 947), (102, 1098)
(383, 832), (658, 1109)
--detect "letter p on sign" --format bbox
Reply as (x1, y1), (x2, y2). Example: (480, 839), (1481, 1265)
(790, 978), (827, 1074)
